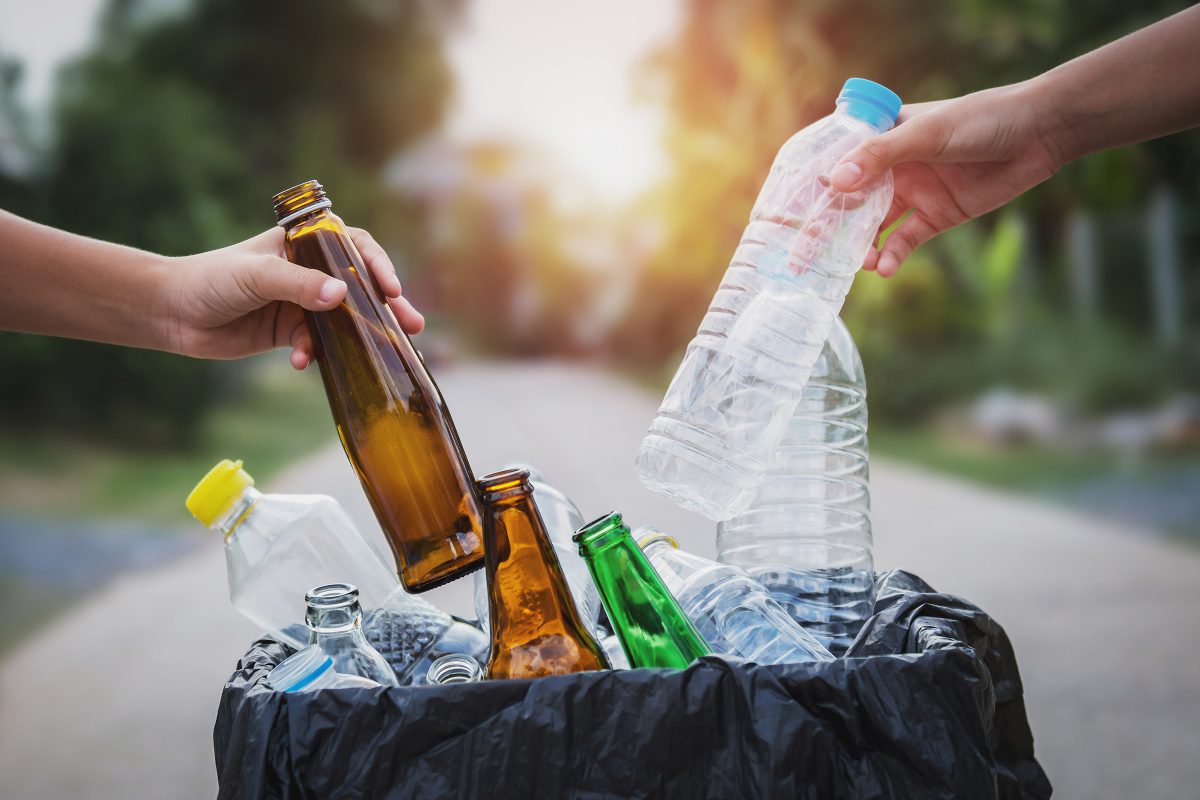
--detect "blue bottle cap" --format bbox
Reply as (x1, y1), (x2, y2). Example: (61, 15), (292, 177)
(837, 78), (902, 129)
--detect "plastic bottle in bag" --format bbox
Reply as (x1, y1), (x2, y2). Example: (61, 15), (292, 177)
(364, 591), (489, 686)
(717, 317), (872, 654)
(637, 528), (833, 665)
(267, 645), (383, 692)
(635, 79), (899, 521)
(186, 459), (400, 649)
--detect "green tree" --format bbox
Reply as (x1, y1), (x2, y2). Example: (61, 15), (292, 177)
(0, 0), (457, 444)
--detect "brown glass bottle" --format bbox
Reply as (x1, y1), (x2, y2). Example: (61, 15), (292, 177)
(272, 180), (483, 592)
(478, 468), (610, 679)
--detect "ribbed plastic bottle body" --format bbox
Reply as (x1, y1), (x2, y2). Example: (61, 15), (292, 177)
(635, 109), (892, 521)
(717, 317), (872, 654)
(365, 589), (489, 686)
(472, 477), (600, 633)
(640, 535), (833, 665)
(224, 493), (401, 649)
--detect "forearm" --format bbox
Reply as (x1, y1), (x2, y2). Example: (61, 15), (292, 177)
(1033, 5), (1200, 163)
(0, 210), (173, 348)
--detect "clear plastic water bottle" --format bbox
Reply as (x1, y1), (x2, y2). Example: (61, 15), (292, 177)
(637, 528), (833, 665)
(186, 459), (401, 649)
(717, 316), (872, 654)
(267, 645), (383, 692)
(472, 465), (602, 634)
(305, 583), (399, 687)
(364, 590), (489, 686)
(635, 78), (899, 521)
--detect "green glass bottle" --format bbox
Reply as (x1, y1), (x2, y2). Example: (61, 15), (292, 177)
(573, 512), (711, 669)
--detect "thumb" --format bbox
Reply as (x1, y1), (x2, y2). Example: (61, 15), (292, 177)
(829, 115), (944, 192)
(241, 256), (347, 312)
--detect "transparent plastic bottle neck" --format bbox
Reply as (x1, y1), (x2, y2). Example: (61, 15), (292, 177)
(834, 101), (894, 133)
(216, 487), (263, 538)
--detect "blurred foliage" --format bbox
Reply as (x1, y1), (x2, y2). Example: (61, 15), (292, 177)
(0, 0), (457, 444)
(616, 0), (1200, 421)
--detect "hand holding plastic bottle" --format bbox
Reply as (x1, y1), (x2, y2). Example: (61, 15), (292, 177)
(831, 5), (1200, 277)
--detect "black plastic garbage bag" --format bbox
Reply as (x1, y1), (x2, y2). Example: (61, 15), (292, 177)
(214, 570), (1051, 799)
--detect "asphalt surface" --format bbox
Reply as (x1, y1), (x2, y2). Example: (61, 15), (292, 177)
(2, 361), (1198, 798)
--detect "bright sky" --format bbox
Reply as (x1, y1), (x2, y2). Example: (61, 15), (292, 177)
(0, 0), (105, 112)
(445, 0), (681, 205)
(0, 0), (682, 204)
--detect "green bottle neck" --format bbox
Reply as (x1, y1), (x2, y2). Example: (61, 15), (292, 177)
(575, 513), (710, 669)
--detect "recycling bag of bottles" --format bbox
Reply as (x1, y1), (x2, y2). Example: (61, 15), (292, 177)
(214, 570), (1051, 800)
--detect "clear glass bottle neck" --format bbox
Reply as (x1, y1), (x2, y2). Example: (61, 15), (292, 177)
(307, 601), (365, 636)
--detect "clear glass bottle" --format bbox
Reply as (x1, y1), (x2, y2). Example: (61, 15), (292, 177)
(717, 316), (873, 654)
(305, 583), (398, 687)
(186, 458), (400, 649)
(635, 79), (899, 521)
(637, 528), (833, 665)
(427, 654), (484, 685)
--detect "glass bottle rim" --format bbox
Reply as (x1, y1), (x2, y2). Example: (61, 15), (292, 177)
(427, 653), (483, 685)
(305, 582), (360, 610)
(573, 511), (629, 551)
(477, 467), (533, 503)
(272, 179), (332, 227)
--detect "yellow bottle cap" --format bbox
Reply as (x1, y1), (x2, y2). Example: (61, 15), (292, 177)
(186, 459), (255, 528)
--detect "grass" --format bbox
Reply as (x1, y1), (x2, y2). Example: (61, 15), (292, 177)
(0, 355), (335, 528)
(868, 426), (1122, 493)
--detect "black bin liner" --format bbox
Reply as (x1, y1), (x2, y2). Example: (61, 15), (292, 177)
(214, 570), (1051, 799)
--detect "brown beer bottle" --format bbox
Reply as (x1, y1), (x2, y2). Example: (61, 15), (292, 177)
(478, 468), (610, 679)
(272, 180), (483, 592)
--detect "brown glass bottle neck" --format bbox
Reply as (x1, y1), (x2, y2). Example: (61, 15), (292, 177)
(485, 494), (545, 551)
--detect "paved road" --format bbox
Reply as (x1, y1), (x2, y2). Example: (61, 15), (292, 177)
(2, 362), (1198, 798)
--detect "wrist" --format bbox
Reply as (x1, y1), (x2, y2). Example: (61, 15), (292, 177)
(144, 254), (187, 354)
(1020, 71), (1086, 168)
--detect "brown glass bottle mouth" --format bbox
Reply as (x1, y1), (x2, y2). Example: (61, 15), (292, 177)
(272, 179), (331, 227)
(477, 467), (533, 503)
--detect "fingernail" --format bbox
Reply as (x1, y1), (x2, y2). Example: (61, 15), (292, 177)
(830, 162), (863, 190)
(318, 278), (344, 303)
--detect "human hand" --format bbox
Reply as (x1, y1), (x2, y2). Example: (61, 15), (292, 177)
(829, 82), (1068, 276)
(163, 226), (424, 368)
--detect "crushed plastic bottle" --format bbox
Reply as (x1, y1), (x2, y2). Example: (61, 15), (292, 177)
(364, 590), (489, 686)
(717, 316), (873, 654)
(635, 78), (899, 521)
(637, 528), (833, 665)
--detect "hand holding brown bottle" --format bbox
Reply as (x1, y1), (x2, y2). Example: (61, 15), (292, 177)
(165, 226), (424, 369)
(0, 210), (424, 368)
